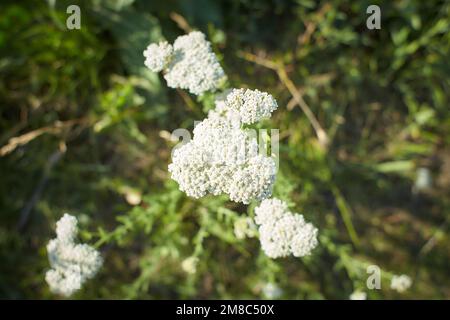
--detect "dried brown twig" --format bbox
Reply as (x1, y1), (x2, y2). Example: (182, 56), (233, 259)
(297, 3), (331, 46)
(170, 12), (192, 33)
(0, 118), (87, 157)
(238, 51), (329, 148)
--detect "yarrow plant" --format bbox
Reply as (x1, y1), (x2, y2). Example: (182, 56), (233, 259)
(144, 31), (318, 259)
(45, 214), (103, 297)
(43, 30), (312, 297)
(41, 28), (420, 299)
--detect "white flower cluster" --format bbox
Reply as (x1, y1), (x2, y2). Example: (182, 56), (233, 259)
(215, 88), (278, 124)
(169, 115), (276, 204)
(46, 214), (103, 297)
(262, 282), (283, 299)
(143, 31), (226, 95)
(390, 274), (412, 293)
(254, 198), (318, 258)
(181, 256), (199, 275)
(143, 41), (173, 72)
(149, 32), (313, 258)
(349, 290), (367, 300)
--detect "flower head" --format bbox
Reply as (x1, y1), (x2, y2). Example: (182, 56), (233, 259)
(262, 282), (283, 299)
(350, 290), (367, 300)
(181, 256), (199, 275)
(215, 88), (278, 124)
(254, 198), (318, 259)
(46, 214), (103, 297)
(144, 32), (225, 95)
(143, 41), (173, 72)
(168, 115), (276, 204)
(390, 274), (412, 293)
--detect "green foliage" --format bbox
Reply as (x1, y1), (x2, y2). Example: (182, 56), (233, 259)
(0, 0), (449, 299)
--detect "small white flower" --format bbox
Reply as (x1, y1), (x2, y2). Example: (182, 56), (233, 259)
(254, 198), (318, 259)
(143, 41), (173, 72)
(262, 282), (283, 299)
(234, 217), (257, 240)
(350, 290), (367, 300)
(46, 214), (103, 297)
(181, 256), (199, 275)
(390, 274), (412, 293)
(124, 189), (142, 206)
(414, 167), (432, 192)
(215, 88), (278, 124)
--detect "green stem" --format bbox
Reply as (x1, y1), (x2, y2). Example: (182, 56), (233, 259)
(331, 185), (360, 247)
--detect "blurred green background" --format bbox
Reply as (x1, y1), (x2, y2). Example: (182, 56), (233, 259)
(0, 0), (449, 299)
